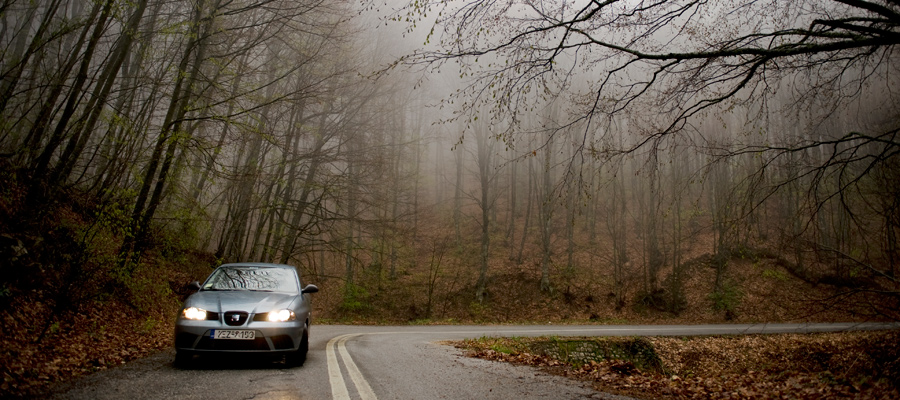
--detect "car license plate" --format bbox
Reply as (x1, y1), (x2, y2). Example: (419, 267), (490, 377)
(211, 330), (255, 340)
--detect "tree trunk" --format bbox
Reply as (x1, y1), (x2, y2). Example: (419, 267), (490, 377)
(517, 156), (534, 264)
(121, 0), (214, 270)
(474, 125), (492, 303)
(645, 146), (662, 293)
(0, 0), (64, 115)
(30, 0), (115, 185)
(20, 1), (99, 164)
(50, 0), (150, 185)
(606, 151), (628, 311)
(507, 156), (517, 251)
(453, 134), (463, 247)
(279, 104), (328, 264)
(539, 140), (553, 292)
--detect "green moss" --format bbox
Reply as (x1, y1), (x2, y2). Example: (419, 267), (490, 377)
(465, 336), (666, 373)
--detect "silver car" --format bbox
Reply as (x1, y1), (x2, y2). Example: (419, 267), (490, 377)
(174, 263), (318, 367)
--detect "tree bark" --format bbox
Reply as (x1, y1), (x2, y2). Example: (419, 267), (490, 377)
(474, 124), (492, 302)
(50, 0), (151, 185)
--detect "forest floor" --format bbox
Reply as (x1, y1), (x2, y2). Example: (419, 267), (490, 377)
(453, 331), (900, 399)
(3, 257), (898, 399)
(2, 231), (899, 398)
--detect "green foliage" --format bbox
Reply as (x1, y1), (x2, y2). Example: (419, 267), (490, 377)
(1, 179), (183, 317)
(158, 207), (206, 265)
(474, 336), (530, 355)
(528, 337), (664, 372)
(125, 265), (179, 314)
(338, 283), (372, 314)
(138, 317), (160, 335)
(49, 321), (60, 335)
(467, 300), (487, 319)
(490, 342), (517, 354)
(762, 268), (789, 281)
(86, 199), (132, 284)
(709, 280), (743, 317)
(94, 196), (132, 235)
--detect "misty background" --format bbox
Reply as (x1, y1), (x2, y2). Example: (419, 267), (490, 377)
(0, 0), (897, 321)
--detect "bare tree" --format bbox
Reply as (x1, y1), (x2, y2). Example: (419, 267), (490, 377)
(392, 0), (900, 305)
(538, 125), (555, 292)
(473, 121), (495, 302)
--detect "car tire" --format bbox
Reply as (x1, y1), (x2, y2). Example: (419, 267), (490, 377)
(174, 350), (193, 368)
(287, 326), (309, 367)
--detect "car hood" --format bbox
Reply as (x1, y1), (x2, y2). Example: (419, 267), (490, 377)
(185, 290), (299, 313)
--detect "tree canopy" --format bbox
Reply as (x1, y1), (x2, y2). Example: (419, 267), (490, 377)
(391, 0), (900, 298)
(396, 0), (898, 149)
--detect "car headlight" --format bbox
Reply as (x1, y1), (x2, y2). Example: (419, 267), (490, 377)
(182, 307), (208, 321)
(267, 309), (296, 322)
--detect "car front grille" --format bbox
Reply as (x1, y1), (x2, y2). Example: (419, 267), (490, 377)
(223, 311), (249, 326)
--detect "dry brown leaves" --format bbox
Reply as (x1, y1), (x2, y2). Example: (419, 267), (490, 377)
(0, 297), (174, 398)
(456, 331), (900, 399)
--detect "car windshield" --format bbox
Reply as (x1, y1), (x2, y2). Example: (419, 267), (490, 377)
(202, 266), (298, 293)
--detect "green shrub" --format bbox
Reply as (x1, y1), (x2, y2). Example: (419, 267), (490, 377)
(709, 280), (743, 319)
(531, 337), (664, 372)
(338, 283), (372, 314)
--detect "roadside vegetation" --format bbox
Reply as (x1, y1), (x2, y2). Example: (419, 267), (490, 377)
(1, 168), (896, 398)
(454, 332), (900, 399)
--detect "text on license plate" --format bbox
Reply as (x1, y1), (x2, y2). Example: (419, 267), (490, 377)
(211, 330), (255, 340)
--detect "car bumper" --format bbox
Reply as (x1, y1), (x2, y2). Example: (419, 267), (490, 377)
(174, 320), (304, 353)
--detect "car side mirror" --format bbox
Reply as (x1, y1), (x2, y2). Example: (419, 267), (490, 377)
(188, 281), (201, 291)
(301, 284), (319, 294)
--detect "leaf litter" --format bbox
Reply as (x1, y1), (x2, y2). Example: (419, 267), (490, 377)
(452, 330), (900, 399)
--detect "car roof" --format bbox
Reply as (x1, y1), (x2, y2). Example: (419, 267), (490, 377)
(217, 262), (297, 270)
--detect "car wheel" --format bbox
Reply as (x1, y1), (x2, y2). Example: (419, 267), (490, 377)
(287, 326), (309, 367)
(174, 350), (193, 368)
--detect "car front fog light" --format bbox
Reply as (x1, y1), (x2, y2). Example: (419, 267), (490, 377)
(182, 307), (207, 320)
(267, 309), (295, 322)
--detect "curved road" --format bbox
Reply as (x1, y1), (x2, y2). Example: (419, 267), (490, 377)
(45, 323), (897, 400)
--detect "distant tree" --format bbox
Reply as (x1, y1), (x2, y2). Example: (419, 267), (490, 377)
(393, 0), (899, 210)
(538, 119), (555, 293)
(397, 0), (897, 140)
(473, 121), (495, 302)
(605, 155), (628, 311)
(395, 0), (900, 304)
(453, 125), (464, 246)
(505, 147), (519, 255)
(516, 155), (535, 264)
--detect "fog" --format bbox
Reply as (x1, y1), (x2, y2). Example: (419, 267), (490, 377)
(0, 0), (897, 316)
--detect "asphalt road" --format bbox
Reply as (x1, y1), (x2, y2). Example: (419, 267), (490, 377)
(43, 322), (898, 400)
